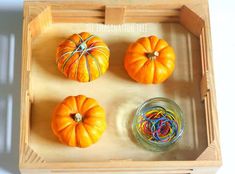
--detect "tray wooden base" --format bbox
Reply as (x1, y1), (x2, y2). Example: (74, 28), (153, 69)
(31, 23), (206, 162)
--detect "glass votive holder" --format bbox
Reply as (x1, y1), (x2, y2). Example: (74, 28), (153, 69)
(132, 97), (184, 151)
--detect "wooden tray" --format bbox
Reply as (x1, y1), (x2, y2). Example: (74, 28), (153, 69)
(20, 0), (221, 173)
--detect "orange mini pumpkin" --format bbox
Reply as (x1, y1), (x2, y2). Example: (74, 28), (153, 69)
(56, 32), (110, 82)
(51, 95), (106, 148)
(124, 35), (176, 84)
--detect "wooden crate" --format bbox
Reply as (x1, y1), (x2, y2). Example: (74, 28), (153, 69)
(19, 0), (222, 173)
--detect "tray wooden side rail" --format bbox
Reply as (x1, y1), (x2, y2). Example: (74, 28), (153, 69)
(20, 1), (221, 173)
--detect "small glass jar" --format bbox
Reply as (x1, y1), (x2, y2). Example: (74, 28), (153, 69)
(132, 97), (184, 151)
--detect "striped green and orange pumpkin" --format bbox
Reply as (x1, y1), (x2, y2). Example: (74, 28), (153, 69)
(56, 32), (110, 82)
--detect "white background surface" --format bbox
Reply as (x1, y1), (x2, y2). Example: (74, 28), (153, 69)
(0, 0), (234, 173)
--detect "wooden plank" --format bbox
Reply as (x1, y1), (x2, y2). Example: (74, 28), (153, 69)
(51, 3), (105, 10)
(24, 0), (202, 8)
(200, 71), (210, 100)
(203, 92), (214, 145)
(29, 6), (52, 39)
(125, 9), (180, 17)
(105, 6), (125, 24)
(52, 9), (104, 17)
(19, 2), (31, 167)
(201, 27), (209, 71)
(197, 141), (218, 161)
(23, 143), (45, 164)
(53, 17), (104, 23)
(199, 34), (206, 75)
(201, 0), (222, 161)
(28, 4), (48, 22)
(180, 5), (205, 37)
(50, 169), (192, 173)
(125, 16), (179, 23)
(20, 160), (221, 170)
(207, 92), (215, 144)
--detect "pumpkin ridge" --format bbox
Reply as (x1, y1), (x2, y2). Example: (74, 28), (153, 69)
(57, 51), (73, 60)
(131, 59), (149, 77)
(135, 60), (153, 83)
(87, 53), (101, 77)
(87, 41), (98, 48)
(79, 123), (94, 144)
(57, 46), (75, 53)
(87, 40), (106, 48)
(152, 60), (157, 83)
(148, 35), (159, 50)
(126, 52), (145, 58)
(71, 96), (79, 113)
(86, 36), (104, 45)
(92, 48), (109, 61)
(61, 51), (78, 72)
(146, 61), (155, 83)
(85, 55), (91, 82)
(146, 37), (153, 52)
(51, 119), (59, 137)
(64, 49), (85, 71)
(65, 125), (77, 146)
(82, 100), (99, 116)
(75, 124), (81, 147)
(60, 103), (73, 112)
(87, 45), (109, 51)
(137, 37), (151, 52)
(90, 50), (109, 65)
(77, 34), (84, 42)
(126, 56), (147, 67)
(72, 96), (79, 114)
(135, 42), (148, 52)
(159, 45), (170, 53)
(84, 123), (103, 143)
(67, 38), (77, 46)
(156, 61), (169, 83)
(154, 39), (169, 52)
(75, 61), (79, 80)
(59, 42), (75, 49)
(82, 123), (95, 143)
(80, 97), (90, 115)
(83, 119), (105, 134)
(65, 51), (85, 76)
(56, 122), (74, 134)
(158, 46), (175, 61)
(56, 50), (73, 64)
(81, 34), (95, 45)
(75, 95), (87, 114)
(157, 57), (174, 72)
(53, 113), (73, 119)
(83, 106), (105, 118)
(63, 96), (77, 112)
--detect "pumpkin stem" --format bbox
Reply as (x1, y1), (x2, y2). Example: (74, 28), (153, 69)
(79, 43), (87, 51)
(147, 51), (159, 60)
(74, 113), (82, 122)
